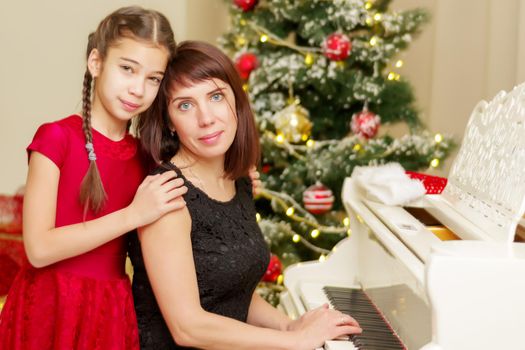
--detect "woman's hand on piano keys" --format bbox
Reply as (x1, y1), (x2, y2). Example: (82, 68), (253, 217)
(287, 303), (362, 349)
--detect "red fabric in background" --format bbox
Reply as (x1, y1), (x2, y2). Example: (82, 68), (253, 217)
(0, 194), (26, 296)
(0, 195), (23, 234)
(0, 238), (26, 295)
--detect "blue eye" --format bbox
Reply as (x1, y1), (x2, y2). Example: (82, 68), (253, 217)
(178, 102), (192, 111)
(211, 93), (224, 102)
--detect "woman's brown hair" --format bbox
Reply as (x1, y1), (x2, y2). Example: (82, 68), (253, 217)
(137, 40), (260, 180)
(80, 6), (176, 213)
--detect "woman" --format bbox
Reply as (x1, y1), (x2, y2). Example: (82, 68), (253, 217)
(129, 40), (361, 350)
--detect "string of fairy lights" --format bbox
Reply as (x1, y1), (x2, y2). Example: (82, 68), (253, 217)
(229, 0), (449, 270)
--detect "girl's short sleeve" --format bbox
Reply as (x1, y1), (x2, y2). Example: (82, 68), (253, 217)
(27, 122), (68, 168)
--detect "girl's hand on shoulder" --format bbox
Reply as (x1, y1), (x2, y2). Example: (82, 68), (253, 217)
(290, 304), (362, 350)
(248, 166), (262, 196)
(129, 170), (188, 227)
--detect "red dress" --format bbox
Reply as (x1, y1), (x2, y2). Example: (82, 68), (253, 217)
(0, 115), (144, 349)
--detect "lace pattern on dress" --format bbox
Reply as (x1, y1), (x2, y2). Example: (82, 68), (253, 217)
(130, 163), (270, 349)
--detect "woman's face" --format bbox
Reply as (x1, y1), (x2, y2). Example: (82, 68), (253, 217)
(167, 78), (238, 162)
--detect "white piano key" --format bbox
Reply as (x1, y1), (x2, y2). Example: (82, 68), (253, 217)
(298, 281), (332, 310)
(324, 340), (357, 350)
(298, 281), (360, 311)
(278, 290), (300, 320)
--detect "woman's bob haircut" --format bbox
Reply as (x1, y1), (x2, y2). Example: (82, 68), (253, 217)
(137, 40), (260, 179)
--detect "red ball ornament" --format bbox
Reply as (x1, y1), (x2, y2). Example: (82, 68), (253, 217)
(234, 0), (258, 12)
(303, 182), (334, 215)
(351, 110), (381, 139)
(262, 254), (282, 282)
(261, 164), (271, 174)
(235, 52), (259, 80)
(322, 33), (352, 61)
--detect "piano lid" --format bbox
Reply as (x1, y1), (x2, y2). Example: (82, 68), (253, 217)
(439, 82), (525, 242)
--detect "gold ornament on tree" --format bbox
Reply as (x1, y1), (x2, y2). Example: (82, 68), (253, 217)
(273, 98), (312, 143)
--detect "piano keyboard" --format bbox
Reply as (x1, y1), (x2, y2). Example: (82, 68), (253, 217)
(324, 286), (406, 350)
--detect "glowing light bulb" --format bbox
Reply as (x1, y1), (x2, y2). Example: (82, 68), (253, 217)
(387, 72), (396, 80)
(374, 13), (382, 21)
(319, 254), (326, 262)
(370, 36), (378, 46)
(260, 34), (268, 43)
(306, 139), (315, 148)
(395, 60), (404, 68)
(292, 234), (301, 243)
(353, 144), (362, 152)
(430, 158), (440, 168)
(304, 53), (314, 66)
(434, 133), (443, 143)
(343, 217), (350, 226)
(277, 274), (284, 284)
(276, 134), (285, 143)
(286, 207), (295, 216)
(236, 36), (247, 46)
(311, 229), (320, 238)
(256, 213), (261, 222)
(289, 115), (298, 127)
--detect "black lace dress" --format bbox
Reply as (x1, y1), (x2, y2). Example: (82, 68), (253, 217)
(129, 163), (270, 349)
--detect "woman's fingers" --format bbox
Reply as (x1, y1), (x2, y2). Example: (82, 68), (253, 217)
(336, 324), (363, 336)
(337, 314), (360, 327)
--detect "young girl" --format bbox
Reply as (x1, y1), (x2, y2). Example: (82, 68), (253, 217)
(129, 41), (362, 350)
(0, 6), (187, 349)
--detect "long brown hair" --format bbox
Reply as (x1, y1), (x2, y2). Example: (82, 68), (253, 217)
(80, 6), (176, 213)
(137, 40), (260, 180)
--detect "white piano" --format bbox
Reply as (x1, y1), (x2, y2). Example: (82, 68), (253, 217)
(280, 83), (525, 350)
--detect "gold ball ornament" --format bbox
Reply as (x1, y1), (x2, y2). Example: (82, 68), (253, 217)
(273, 103), (312, 143)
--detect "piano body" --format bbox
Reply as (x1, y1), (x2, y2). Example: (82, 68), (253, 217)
(280, 83), (525, 350)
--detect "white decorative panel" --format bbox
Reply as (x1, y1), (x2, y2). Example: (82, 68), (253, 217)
(443, 84), (525, 241)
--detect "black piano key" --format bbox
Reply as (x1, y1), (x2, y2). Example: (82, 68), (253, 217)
(354, 332), (401, 342)
(324, 286), (406, 350)
(352, 333), (404, 346)
(353, 340), (404, 350)
(353, 337), (405, 349)
(332, 308), (389, 323)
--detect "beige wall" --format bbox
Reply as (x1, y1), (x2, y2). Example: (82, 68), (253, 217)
(0, 0), (523, 193)
(0, 0), (228, 194)
(393, 0), (524, 175)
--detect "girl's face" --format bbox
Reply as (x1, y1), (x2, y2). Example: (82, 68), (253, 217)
(89, 37), (169, 124)
(167, 78), (238, 162)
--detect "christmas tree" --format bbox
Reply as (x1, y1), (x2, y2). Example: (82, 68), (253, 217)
(220, 0), (454, 304)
